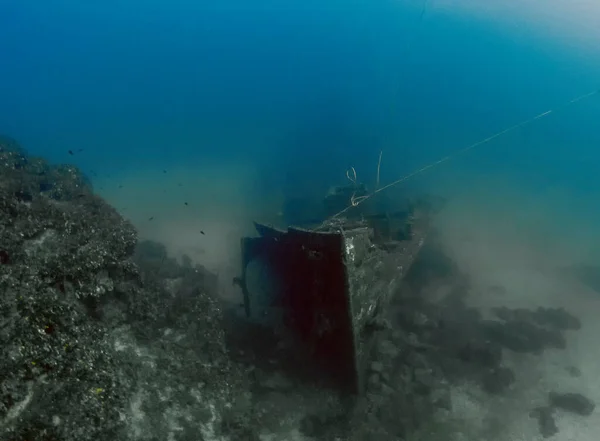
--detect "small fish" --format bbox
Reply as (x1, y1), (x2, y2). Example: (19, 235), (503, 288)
(148, 216), (154, 221)
(200, 230), (205, 235)
(68, 150), (74, 155)
(184, 202), (188, 206)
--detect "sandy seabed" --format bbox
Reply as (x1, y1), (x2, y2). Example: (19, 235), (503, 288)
(436, 201), (600, 441)
(98, 167), (599, 440)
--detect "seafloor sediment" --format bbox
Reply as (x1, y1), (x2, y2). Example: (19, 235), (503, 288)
(0, 135), (596, 441)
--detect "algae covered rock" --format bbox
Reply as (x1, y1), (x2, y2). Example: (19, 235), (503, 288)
(0, 137), (250, 441)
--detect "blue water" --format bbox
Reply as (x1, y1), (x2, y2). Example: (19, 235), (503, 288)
(2, 0), (600, 265)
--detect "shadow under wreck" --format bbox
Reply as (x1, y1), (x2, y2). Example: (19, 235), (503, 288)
(231, 184), (443, 394)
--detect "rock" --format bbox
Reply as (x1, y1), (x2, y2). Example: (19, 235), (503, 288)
(431, 385), (452, 410)
(380, 383), (396, 396)
(367, 316), (392, 331)
(0, 138), (248, 441)
(0, 139), (137, 440)
(413, 368), (435, 394)
(405, 351), (428, 369)
(391, 330), (406, 342)
(370, 361), (385, 373)
(367, 373), (381, 389)
(490, 307), (519, 322)
(481, 366), (515, 394)
(530, 406), (558, 438)
(492, 306), (581, 333)
(377, 339), (400, 359)
(488, 306), (580, 355)
(457, 340), (502, 368)
(549, 392), (595, 416)
(533, 307), (581, 331)
(482, 319), (566, 353)
(405, 333), (433, 350)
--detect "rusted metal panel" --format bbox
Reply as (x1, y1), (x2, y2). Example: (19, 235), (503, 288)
(238, 205), (430, 394)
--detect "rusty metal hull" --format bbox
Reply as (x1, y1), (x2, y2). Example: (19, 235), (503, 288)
(238, 211), (429, 394)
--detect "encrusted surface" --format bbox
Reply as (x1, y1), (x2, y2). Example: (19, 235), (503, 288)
(343, 223), (427, 392)
(240, 214), (428, 394)
(0, 137), (252, 441)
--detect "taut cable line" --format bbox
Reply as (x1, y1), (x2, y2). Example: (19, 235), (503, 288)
(328, 88), (600, 222)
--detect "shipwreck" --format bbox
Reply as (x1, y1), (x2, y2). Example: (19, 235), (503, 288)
(234, 184), (439, 394)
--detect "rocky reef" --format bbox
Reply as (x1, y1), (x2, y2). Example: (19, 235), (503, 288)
(0, 136), (251, 441)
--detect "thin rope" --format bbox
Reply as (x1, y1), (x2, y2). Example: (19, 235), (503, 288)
(376, 150), (383, 189)
(329, 88), (600, 221)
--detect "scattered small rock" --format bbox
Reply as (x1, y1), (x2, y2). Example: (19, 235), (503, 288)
(481, 366), (515, 394)
(533, 307), (581, 331)
(549, 392), (595, 416)
(370, 361), (384, 373)
(482, 317), (566, 353)
(457, 340), (502, 368)
(413, 367), (435, 394)
(530, 406), (558, 438)
(367, 373), (381, 389)
(377, 339), (400, 358)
